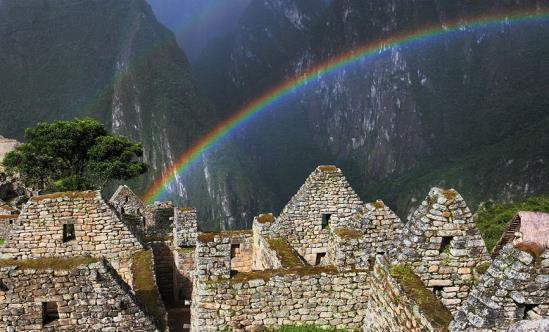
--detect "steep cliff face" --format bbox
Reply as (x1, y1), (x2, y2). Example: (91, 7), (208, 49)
(0, 0), (271, 230)
(196, 0), (549, 216)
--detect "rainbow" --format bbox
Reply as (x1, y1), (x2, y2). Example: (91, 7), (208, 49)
(143, 8), (549, 203)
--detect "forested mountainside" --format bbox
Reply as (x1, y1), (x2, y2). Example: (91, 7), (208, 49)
(195, 0), (549, 220)
(0, 0), (272, 230)
(0, 0), (547, 230)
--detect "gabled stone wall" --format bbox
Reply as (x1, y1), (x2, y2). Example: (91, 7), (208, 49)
(109, 185), (144, 216)
(450, 245), (549, 331)
(0, 191), (144, 260)
(265, 166), (363, 265)
(0, 215), (16, 240)
(391, 188), (491, 313)
(0, 259), (159, 331)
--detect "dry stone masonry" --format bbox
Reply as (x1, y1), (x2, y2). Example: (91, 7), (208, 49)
(0, 166), (547, 331)
(0, 258), (159, 331)
(390, 187), (492, 313)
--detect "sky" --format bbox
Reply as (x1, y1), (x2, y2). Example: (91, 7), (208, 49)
(146, 0), (252, 61)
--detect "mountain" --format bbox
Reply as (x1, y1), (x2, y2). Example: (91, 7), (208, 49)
(0, 0), (271, 230)
(146, 0), (252, 62)
(194, 0), (549, 217)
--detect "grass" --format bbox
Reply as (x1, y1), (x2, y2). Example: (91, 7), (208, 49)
(389, 265), (452, 330)
(197, 230), (252, 243)
(176, 247), (195, 254)
(143, 235), (173, 243)
(475, 262), (491, 275)
(372, 200), (385, 209)
(318, 165), (337, 172)
(268, 326), (352, 332)
(0, 239), (4, 246)
(34, 191), (97, 201)
(257, 213), (275, 223)
(334, 228), (363, 239)
(267, 237), (304, 268)
(475, 196), (549, 252)
(0, 256), (99, 270)
(442, 190), (457, 201)
(131, 250), (166, 331)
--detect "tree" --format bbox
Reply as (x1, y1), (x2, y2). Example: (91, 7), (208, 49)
(3, 118), (148, 191)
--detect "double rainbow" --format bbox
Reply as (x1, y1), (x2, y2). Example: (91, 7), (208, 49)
(143, 8), (549, 203)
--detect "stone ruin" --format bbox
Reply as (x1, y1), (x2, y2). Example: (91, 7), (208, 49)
(0, 165), (547, 331)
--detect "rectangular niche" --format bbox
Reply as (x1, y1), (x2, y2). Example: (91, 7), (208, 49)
(42, 302), (59, 325)
(63, 223), (76, 243)
(321, 214), (332, 229)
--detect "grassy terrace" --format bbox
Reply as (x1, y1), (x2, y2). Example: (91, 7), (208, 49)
(131, 250), (166, 331)
(389, 265), (452, 331)
(222, 266), (368, 284)
(267, 237), (304, 268)
(0, 256), (99, 270)
(197, 230), (252, 243)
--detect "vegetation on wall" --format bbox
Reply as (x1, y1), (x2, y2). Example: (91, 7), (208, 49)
(475, 195), (549, 252)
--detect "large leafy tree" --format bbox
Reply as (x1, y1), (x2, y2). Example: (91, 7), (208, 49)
(3, 118), (148, 191)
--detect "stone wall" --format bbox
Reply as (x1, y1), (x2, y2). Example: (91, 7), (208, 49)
(252, 215), (284, 270)
(450, 245), (549, 331)
(174, 207), (198, 247)
(145, 202), (174, 238)
(192, 269), (370, 331)
(391, 188), (491, 313)
(264, 166), (364, 265)
(195, 234), (231, 280)
(109, 185), (145, 216)
(327, 228), (369, 271)
(229, 231), (253, 273)
(0, 215), (16, 240)
(0, 137), (19, 163)
(363, 256), (452, 332)
(0, 191), (144, 261)
(354, 200), (403, 256)
(174, 248), (195, 304)
(0, 259), (159, 331)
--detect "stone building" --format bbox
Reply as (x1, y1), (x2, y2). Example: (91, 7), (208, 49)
(190, 166), (404, 331)
(0, 136), (19, 163)
(110, 184), (145, 216)
(0, 165), (548, 331)
(390, 187), (491, 313)
(0, 258), (159, 331)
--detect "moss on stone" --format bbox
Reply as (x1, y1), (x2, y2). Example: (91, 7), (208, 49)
(442, 190), (457, 201)
(372, 200), (385, 209)
(268, 325), (351, 331)
(334, 228), (363, 239)
(318, 165), (337, 172)
(34, 191), (97, 201)
(267, 237), (304, 268)
(131, 250), (166, 331)
(257, 213), (275, 223)
(389, 264), (452, 330)
(176, 247), (195, 254)
(0, 256), (99, 270)
(197, 230), (252, 243)
(0, 239), (4, 246)
(475, 261), (491, 275)
(220, 265), (360, 284)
